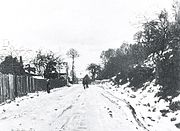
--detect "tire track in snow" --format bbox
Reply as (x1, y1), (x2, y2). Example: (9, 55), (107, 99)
(50, 90), (86, 131)
(100, 90), (149, 131)
(59, 112), (87, 131)
(58, 92), (87, 131)
(59, 116), (72, 131)
(55, 105), (73, 131)
(57, 105), (73, 118)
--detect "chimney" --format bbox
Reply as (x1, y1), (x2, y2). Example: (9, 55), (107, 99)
(20, 56), (23, 64)
(177, 8), (180, 24)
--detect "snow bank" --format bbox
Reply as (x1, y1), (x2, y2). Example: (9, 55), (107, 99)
(100, 80), (180, 131)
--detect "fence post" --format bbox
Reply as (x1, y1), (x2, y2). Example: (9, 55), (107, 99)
(14, 75), (18, 97)
(21, 76), (24, 95)
(9, 74), (15, 100)
(16, 76), (19, 97)
(23, 76), (27, 95)
(26, 76), (29, 93)
(34, 78), (37, 91)
(20, 76), (22, 95)
(0, 75), (3, 103)
(0, 76), (1, 103)
(2, 75), (7, 102)
(32, 77), (35, 92)
(31, 77), (33, 92)
(6, 75), (10, 100)
(18, 76), (21, 96)
(29, 76), (31, 92)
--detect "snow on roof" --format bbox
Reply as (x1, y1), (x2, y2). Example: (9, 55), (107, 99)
(32, 76), (44, 79)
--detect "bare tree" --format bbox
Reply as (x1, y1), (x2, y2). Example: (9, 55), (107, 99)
(173, 0), (180, 23)
(66, 48), (79, 84)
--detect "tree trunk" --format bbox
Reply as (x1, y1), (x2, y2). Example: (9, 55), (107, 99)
(72, 56), (75, 84)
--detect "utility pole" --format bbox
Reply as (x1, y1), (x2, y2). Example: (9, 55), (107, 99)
(62, 62), (69, 86)
(65, 62), (69, 86)
(72, 56), (75, 84)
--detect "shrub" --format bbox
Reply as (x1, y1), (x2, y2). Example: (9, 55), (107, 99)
(169, 101), (180, 111)
(128, 65), (154, 90)
(155, 51), (180, 100)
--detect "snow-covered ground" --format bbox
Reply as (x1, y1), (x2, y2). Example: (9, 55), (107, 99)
(0, 83), (180, 131)
(99, 80), (180, 131)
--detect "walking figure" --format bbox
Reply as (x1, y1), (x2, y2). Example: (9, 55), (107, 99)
(82, 75), (90, 89)
(46, 79), (50, 93)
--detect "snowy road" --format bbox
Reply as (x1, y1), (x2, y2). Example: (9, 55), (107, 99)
(0, 84), (146, 131)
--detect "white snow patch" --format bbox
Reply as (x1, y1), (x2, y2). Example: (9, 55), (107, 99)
(99, 79), (180, 131)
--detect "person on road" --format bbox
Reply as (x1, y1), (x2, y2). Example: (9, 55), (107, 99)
(82, 74), (90, 89)
(46, 79), (50, 93)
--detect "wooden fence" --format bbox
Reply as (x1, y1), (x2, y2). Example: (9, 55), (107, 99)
(0, 74), (67, 104)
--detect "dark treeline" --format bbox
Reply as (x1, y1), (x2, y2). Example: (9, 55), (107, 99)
(98, 9), (180, 100)
(0, 50), (62, 79)
(0, 48), (80, 84)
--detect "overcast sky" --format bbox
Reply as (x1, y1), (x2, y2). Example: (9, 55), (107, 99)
(0, 0), (174, 76)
